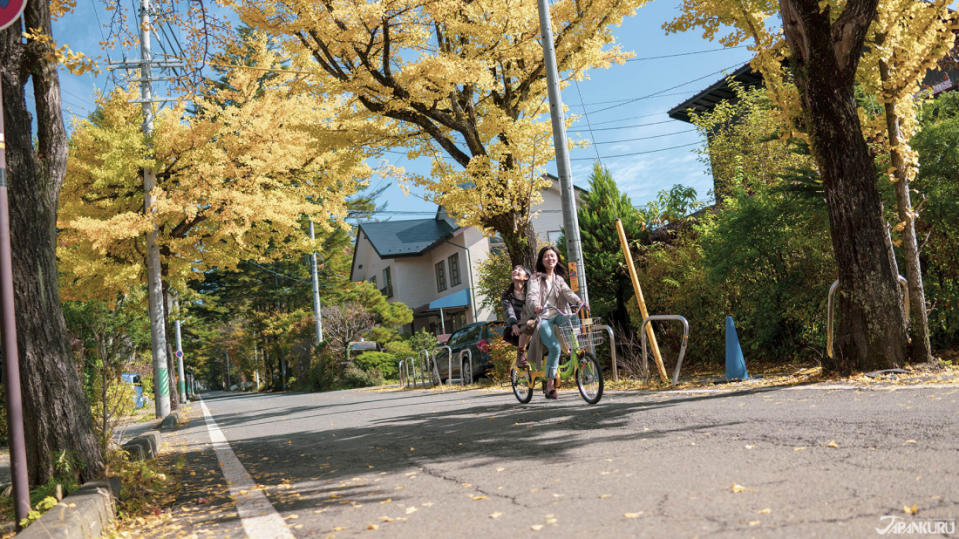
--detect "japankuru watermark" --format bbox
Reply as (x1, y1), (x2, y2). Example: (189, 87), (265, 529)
(876, 515), (956, 535)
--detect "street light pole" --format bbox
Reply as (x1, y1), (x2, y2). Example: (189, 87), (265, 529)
(174, 298), (186, 403)
(535, 0), (589, 306)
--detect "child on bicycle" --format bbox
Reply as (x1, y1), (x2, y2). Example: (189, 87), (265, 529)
(526, 246), (584, 399)
(501, 264), (534, 368)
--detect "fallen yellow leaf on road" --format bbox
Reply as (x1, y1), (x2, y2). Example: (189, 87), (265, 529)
(380, 498), (392, 504)
(827, 440), (839, 448)
(405, 507), (418, 514)
(473, 496), (488, 501)
(531, 524), (544, 531)
(600, 494), (612, 499)
(379, 516), (393, 522)
(759, 508), (771, 514)
(749, 520), (760, 526)
(794, 447), (806, 451)
(489, 512), (503, 519)
(904, 440), (917, 445)
(731, 484), (747, 493)
(368, 524), (379, 530)
(904, 504), (919, 515)
(624, 512), (642, 519)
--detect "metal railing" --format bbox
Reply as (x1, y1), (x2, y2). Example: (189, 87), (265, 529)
(640, 315), (690, 386)
(593, 324), (617, 382)
(433, 345), (453, 387)
(827, 275), (907, 359)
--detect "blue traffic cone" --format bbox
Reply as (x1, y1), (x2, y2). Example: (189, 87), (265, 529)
(725, 316), (749, 380)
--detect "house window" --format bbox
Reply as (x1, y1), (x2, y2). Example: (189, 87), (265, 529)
(368, 275), (377, 287)
(448, 253), (461, 287)
(435, 261), (447, 292)
(381, 267), (393, 298)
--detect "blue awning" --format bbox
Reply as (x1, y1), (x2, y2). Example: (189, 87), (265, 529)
(429, 289), (471, 310)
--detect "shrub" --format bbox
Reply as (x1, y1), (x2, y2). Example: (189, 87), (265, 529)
(488, 338), (515, 384)
(338, 365), (384, 388)
(354, 351), (398, 379)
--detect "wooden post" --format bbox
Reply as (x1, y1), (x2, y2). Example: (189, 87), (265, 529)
(615, 219), (668, 382)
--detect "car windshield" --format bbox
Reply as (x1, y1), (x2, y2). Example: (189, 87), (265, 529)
(486, 324), (505, 338)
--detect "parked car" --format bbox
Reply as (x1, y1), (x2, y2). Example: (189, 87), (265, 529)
(434, 321), (504, 383)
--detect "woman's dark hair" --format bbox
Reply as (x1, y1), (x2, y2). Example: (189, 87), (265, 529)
(535, 246), (567, 278)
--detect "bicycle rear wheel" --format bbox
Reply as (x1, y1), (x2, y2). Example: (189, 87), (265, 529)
(511, 367), (534, 403)
(576, 352), (604, 404)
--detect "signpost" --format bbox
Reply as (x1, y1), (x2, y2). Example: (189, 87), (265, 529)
(1, 2), (35, 528)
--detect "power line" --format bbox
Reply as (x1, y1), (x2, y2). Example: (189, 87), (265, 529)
(588, 63), (744, 115)
(570, 142), (701, 161)
(568, 119), (675, 132)
(625, 46), (748, 62)
(589, 129), (696, 145)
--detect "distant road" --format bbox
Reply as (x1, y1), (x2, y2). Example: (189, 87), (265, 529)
(155, 383), (959, 538)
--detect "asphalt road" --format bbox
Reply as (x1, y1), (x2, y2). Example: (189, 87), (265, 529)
(156, 382), (959, 538)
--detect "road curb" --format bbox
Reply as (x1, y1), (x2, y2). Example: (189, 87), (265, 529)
(17, 477), (120, 539)
(121, 430), (161, 460)
(159, 409), (186, 430)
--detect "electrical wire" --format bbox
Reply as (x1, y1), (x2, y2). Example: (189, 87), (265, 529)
(588, 63), (744, 115)
(625, 45), (747, 62)
(569, 141), (700, 161)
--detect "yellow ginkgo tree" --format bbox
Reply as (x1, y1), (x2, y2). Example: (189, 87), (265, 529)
(227, 0), (644, 267)
(59, 34), (382, 302)
(665, 0), (958, 371)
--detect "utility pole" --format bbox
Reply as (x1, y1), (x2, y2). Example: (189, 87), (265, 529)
(0, 15), (32, 520)
(308, 221), (323, 344)
(536, 0), (589, 306)
(105, 0), (183, 418)
(174, 298), (186, 403)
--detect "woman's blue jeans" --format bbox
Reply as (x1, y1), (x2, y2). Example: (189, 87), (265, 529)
(539, 316), (562, 378)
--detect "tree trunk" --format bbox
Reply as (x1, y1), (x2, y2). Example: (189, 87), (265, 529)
(879, 60), (933, 364)
(779, 0), (907, 373)
(491, 213), (537, 270)
(1, 2), (104, 485)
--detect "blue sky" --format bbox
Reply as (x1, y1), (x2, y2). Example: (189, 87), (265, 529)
(53, 0), (752, 218)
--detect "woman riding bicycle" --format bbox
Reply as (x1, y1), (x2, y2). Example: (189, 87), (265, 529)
(525, 246), (584, 400)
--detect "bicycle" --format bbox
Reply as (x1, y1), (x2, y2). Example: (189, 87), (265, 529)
(510, 304), (604, 404)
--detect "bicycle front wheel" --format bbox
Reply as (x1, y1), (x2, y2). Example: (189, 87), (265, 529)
(576, 352), (604, 404)
(511, 367), (534, 404)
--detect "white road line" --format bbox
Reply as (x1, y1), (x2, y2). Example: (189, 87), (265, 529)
(199, 398), (294, 539)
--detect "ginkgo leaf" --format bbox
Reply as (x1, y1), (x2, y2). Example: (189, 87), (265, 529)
(759, 508), (771, 514)
(368, 524), (379, 530)
(904, 504), (919, 515)
(749, 520), (761, 526)
(473, 496), (488, 501)
(624, 512), (643, 518)
(531, 524), (544, 531)
(794, 447), (806, 451)
(827, 440), (839, 448)
(489, 512), (503, 519)
(731, 484), (747, 493)
(405, 507), (418, 514)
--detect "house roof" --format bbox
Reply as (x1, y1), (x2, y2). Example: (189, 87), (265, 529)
(667, 63), (764, 124)
(357, 218), (457, 259)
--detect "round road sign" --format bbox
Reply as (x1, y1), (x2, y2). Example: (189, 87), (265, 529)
(176, 350), (183, 359)
(0, 0), (27, 32)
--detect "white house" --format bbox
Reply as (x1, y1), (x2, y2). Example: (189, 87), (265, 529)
(349, 175), (586, 337)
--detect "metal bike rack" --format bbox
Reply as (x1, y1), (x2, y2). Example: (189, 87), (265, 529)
(827, 275), (908, 359)
(433, 345), (453, 387)
(420, 349), (437, 388)
(593, 324), (618, 382)
(640, 315), (690, 386)
(458, 349), (473, 385)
